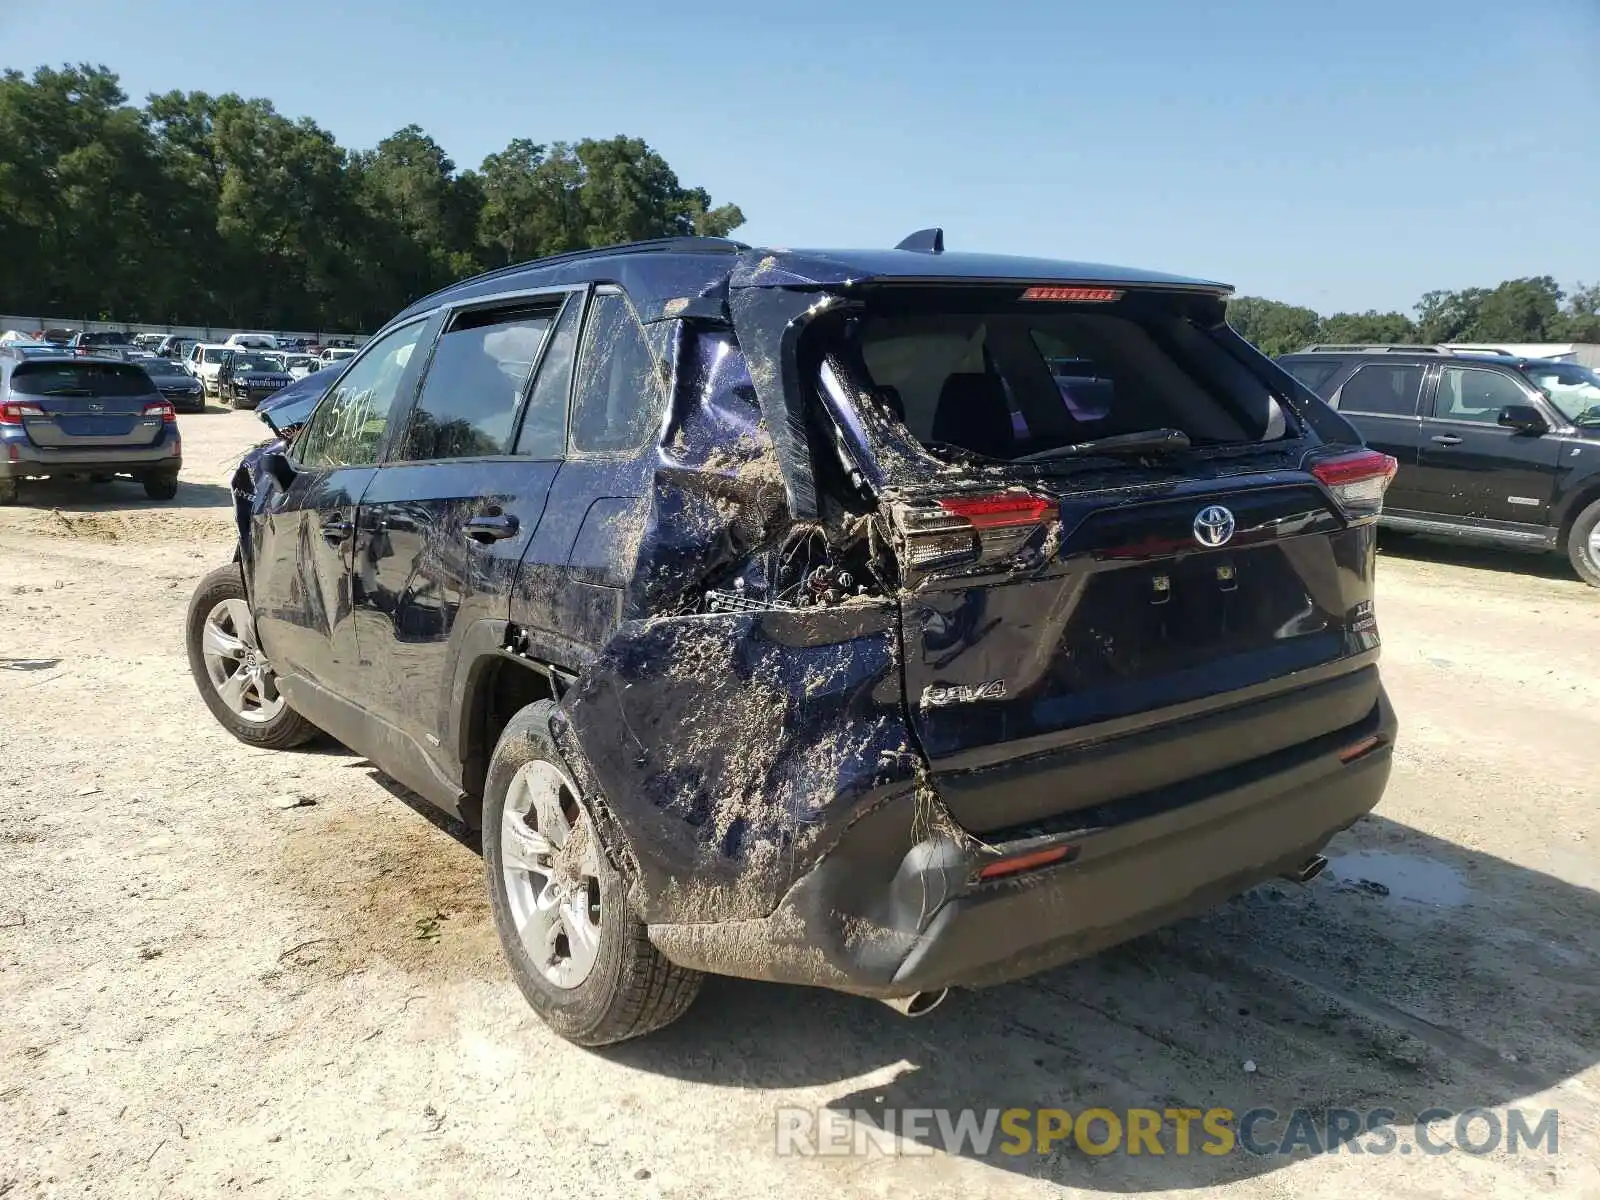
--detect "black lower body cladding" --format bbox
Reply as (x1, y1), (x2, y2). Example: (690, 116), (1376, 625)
(611, 685), (1396, 998)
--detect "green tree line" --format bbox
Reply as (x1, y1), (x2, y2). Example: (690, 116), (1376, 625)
(0, 64), (744, 331)
(1228, 277), (1600, 358)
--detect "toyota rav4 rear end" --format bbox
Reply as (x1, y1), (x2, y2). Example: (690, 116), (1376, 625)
(559, 242), (1397, 1010)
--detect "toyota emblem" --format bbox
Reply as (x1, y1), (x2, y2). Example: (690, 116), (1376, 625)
(1193, 505), (1236, 548)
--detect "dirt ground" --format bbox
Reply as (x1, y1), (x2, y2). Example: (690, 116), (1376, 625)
(1, 408), (1597, 1199)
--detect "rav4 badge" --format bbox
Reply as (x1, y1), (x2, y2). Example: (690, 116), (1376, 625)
(921, 680), (1008, 708)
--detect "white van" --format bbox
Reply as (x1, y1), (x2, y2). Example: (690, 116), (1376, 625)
(224, 332), (278, 350)
(186, 342), (237, 395)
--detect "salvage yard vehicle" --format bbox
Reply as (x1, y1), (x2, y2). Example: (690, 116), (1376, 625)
(0, 352), (182, 502)
(140, 355), (208, 413)
(187, 233), (1399, 1045)
(186, 342), (235, 396)
(281, 352), (320, 380)
(216, 350), (294, 409)
(1278, 347), (1600, 586)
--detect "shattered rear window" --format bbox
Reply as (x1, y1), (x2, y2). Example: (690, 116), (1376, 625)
(842, 295), (1290, 462)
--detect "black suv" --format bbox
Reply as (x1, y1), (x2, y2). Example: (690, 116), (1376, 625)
(186, 234), (1398, 1044)
(1278, 346), (1600, 585)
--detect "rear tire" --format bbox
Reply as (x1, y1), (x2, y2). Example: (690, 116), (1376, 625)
(1566, 497), (1600, 588)
(143, 472), (179, 501)
(0, 479), (16, 505)
(483, 701), (703, 1046)
(185, 562), (319, 749)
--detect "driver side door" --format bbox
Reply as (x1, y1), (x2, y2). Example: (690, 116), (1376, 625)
(248, 318), (433, 731)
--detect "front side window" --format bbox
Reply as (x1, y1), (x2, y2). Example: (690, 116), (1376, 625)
(1336, 364), (1424, 417)
(569, 290), (663, 454)
(294, 320), (427, 469)
(1432, 367), (1530, 424)
(1519, 362), (1600, 427)
(397, 302), (557, 460)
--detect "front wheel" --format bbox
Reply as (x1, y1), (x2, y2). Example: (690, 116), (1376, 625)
(1566, 497), (1600, 587)
(483, 702), (702, 1045)
(185, 562), (319, 749)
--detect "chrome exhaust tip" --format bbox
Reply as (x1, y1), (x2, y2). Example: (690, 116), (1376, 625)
(1283, 854), (1329, 885)
(880, 989), (949, 1018)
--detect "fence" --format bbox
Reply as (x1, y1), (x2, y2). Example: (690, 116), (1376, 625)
(0, 315), (370, 347)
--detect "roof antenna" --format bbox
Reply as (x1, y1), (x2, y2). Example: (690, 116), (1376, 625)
(895, 227), (944, 254)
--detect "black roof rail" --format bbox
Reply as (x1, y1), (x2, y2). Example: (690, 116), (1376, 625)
(410, 236), (752, 310)
(895, 227), (945, 253)
(1301, 343), (1452, 354)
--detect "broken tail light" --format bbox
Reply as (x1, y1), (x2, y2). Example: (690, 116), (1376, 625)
(143, 400), (177, 424)
(0, 401), (45, 425)
(893, 492), (1055, 570)
(1311, 450), (1397, 521)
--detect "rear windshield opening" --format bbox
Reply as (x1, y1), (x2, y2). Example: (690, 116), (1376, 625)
(827, 293), (1292, 463)
(9, 362), (153, 397)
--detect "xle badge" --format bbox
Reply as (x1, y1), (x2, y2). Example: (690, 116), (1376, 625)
(921, 680), (1008, 708)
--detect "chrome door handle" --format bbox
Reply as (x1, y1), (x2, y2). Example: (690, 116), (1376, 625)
(463, 513), (520, 543)
(1430, 435), (1463, 446)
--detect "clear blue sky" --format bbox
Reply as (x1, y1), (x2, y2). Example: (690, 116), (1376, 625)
(2, 0), (1596, 313)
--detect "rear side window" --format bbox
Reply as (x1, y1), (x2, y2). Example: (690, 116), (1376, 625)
(1280, 358), (1344, 395)
(569, 290), (662, 454)
(398, 302), (556, 460)
(9, 362), (152, 397)
(1335, 364), (1424, 416)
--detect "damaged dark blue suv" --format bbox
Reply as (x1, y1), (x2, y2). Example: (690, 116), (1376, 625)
(186, 233), (1398, 1044)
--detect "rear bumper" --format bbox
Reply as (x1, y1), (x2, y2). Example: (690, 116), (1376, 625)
(0, 429), (181, 477)
(648, 687), (1397, 997)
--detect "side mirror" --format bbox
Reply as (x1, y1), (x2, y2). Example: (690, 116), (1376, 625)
(263, 451), (298, 492)
(1497, 404), (1548, 434)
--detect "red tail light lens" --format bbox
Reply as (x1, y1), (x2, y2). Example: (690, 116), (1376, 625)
(895, 492), (1056, 570)
(1311, 450), (1397, 519)
(143, 400), (176, 424)
(936, 494), (1054, 529)
(0, 401), (45, 425)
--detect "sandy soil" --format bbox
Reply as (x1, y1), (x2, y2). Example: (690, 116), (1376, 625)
(1, 408), (1597, 1198)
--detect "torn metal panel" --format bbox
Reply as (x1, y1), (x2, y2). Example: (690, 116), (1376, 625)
(557, 603), (917, 925)
(727, 285), (834, 520)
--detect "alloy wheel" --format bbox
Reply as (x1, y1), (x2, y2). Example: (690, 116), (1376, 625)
(201, 598), (285, 723)
(499, 760), (603, 990)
